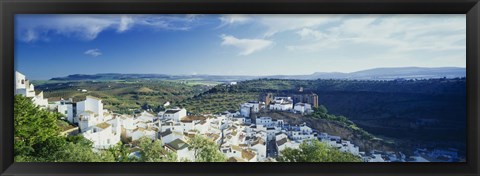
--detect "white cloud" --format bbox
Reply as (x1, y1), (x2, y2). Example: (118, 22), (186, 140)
(136, 15), (196, 31)
(259, 15), (342, 37)
(118, 16), (134, 32)
(21, 29), (38, 43)
(218, 14), (251, 27)
(296, 28), (328, 40)
(217, 14), (341, 37)
(220, 34), (273, 55)
(16, 14), (200, 42)
(84, 49), (102, 57)
(217, 14), (465, 55)
(287, 15), (466, 53)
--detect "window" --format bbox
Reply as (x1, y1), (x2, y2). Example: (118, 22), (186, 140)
(21, 79), (24, 84)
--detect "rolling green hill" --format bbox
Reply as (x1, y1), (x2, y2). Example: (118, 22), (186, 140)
(33, 80), (215, 114)
(176, 78), (466, 156)
(34, 77), (467, 157)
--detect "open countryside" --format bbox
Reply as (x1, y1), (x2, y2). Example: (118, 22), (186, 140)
(15, 67), (466, 162)
(14, 14), (466, 162)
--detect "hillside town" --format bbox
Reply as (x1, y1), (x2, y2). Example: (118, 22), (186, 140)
(14, 71), (461, 162)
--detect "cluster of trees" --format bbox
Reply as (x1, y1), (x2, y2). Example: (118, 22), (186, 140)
(176, 92), (258, 115)
(234, 78), (466, 95)
(36, 80), (211, 114)
(311, 105), (354, 125)
(15, 95), (114, 162)
(278, 140), (362, 162)
(188, 136), (226, 162)
(309, 105), (374, 140)
(182, 77), (465, 117)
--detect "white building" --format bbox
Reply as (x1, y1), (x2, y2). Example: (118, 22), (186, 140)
(137, 111), (156, 123)
(409, 156), (430, 162)
(160, 129), (185, 145)
(221, 110), (240, 118)
(327, 139), (360, 156)
(131, 127), (158, 141)
(160, 120), (183, 134)
(294, 103), (312, 114)
(15, 71), (34, 97)
(164, 138), (195, 161)
(269, 97), (293, 111)
(82, 120), (121, 149)
(77, 96), (104, 118)
(240, 101), (264, 117)
(76, 96), (110, 132)
(320, 134), (360, 156)
(275, 135), (301, 154)
(240, 105), (252, 118)
(339, 140), (360, 155)
(250, 138), (267, 161)
(14, 71), (48, 108)
(223, 124), (245, 146)
(119, 115), (138, 139)
(232, 116), (248, 125)
(32, 91), (49, 109)
(177, 115), (208, 133)
(159, 108), (187, 122)
(55, 99), (75, 123)
(256, 117), (275, 128)
(286, 123), (315, 141)
(366, 153), (385, 162)
(222, 145), (257, 162)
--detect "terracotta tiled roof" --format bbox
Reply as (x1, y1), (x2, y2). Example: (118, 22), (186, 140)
(165, 138), (189, 151)
(231, 145), (242, 152)
(96, 122), (111, 129)
(164, 109), (181, 114)
(252, 138), (266, 146)
(276, 138), (288, 146)
(180, 115), (206, 122)
(86, 95), (101, 101)
(241, 149), (256, 161)
(160, 129), (172, 137)
(227, 157), (247, 162)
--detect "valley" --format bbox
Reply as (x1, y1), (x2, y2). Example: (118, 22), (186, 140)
(33, 74), (467, 159)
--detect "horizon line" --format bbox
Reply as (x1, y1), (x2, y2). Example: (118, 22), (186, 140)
(21, 66), (466, 81)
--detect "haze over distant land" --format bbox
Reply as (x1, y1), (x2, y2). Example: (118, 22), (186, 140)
(49, 67), (466, 82)
(15, 14), (466, 80)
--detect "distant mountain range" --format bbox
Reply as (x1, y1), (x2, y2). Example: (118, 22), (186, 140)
(50, 67), (466, 82)
(266, 67), (466, 80)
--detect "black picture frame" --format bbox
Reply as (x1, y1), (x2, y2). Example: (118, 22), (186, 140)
(1, 0), (479, 176)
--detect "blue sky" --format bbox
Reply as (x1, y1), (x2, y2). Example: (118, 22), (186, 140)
(15, 14), (466, 80)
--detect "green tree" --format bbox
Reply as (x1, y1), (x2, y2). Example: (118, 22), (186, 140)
(318, 105), (328, 114)
(14, 95), (114, 162)
(14, 95), (61, 157)
(54, 138), (112, 162)
(32, 136), (67, 161)
(187, 135), (226, 162)
(278, 140), (361, 162)
(137, 137), (177, 162)
(107, 142), (137, 162)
